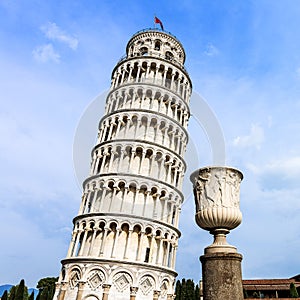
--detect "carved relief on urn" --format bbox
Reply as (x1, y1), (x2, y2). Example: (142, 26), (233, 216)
(190, 166), (243, 253)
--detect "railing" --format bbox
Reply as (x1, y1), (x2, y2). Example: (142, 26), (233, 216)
(116, 52), (189, 74)
(110, 77), (190, 104)
(130, 28), (178, 40)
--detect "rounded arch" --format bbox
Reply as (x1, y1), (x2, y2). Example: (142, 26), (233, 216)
(160, 277), (172, 295)
(82, 295), (100, 300)
(137, 273), (157, 295)
(160, 190), (167, 199)
(116, 180), (126, 189)
(120, 222), (130, 232)
(132, 223), (142, 233)
(106, 180), (115, 189)
(155, 229), (162, 237)
(154, 40), (161, 50)
(165, 51), (174, 60)
(109, 268), (134, 286)
(128, 178), (139, 188)
(108, 220), (118, 230)
(80, 221), (86, 230)
(68, 265), (82, 286)
(60, 267), (66, 281)
(87, 220), (95, 229)
(140, 182), (150, 191)
(97, 220), (106, 229)
(145, 226), (153, 235)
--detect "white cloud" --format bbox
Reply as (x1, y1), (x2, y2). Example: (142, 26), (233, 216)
(41, 22), (78, 50)
(233, 124), (264, 149)
(204, 43), (219, 56)
(246, 155), (300, 194)
(248, 156), (300, 178)
(32, 43), (60, 63)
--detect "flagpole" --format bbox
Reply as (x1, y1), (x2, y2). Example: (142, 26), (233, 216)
(154, 14), (156, 29)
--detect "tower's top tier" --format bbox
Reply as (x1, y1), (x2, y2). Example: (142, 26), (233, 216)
(126, 28), (186, 66)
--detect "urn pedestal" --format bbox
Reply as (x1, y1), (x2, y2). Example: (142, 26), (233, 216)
(190, 166), (244, 300)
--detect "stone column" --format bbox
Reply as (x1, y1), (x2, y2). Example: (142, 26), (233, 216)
(190, 166), (244, 300)
(78, 230), (88, 256)
(115, 120), (122, 137)
(99, 227), (109, 256)
(153, 67), (159, 84)
(88, 229), (97, 255)
(153, 290), (161, 300)
(200, 252), (243, 300)
(120, 67), (126, 84)
(66, 232), (76, 257)
(158, 95), (164, 111)
(130, 287), (138, 300)
(136, 63), (141, 83)
(142, 190), (150, 216)
(108, 148), (115, 172)
(72, 230), (81, 256)
(57, 282), (67, 300)
(171, 245), (178, 268)
(162, 69), (167, 87)
(136, 230), (144, 261)
(99, 187), (107, 211)
(76, 281), (85, 300)
(102, 284), (111, 300)
(128, 66), (133, 82)
(130, 187), (138, 214)
(111, 227), (120, 258)
(124, 229), (133, 259)
(156, 237), (163, 265)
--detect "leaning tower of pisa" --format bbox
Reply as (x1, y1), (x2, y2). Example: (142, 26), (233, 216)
(54, 28), (192, 300)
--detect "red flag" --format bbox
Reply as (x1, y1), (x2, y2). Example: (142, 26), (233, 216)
(154, 16), (164, 31)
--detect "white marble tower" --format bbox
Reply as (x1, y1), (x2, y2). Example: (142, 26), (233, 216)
(54, 28), (192, 300)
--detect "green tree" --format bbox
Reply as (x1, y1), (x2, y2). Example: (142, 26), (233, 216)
(27, 291), (34, 300)
(37, 277), (58, 300)
(37, 278), (57, 291)
(174, 279), (201, 300)
(28, 291), (34, 300)
(2, 290), (8, 300)
(194, 284), (200, 300)
(174, 280), (181, 300)
(181, 279), (186, 300)
(36, 290), (41, 300)
(185, 279), (195, 300)
(39, 287), (49, 300)
(290, 283), (299, 298)
(8, 286), (16, 300)
(47, 285), (55, 300)
(15, 280), (27, 300)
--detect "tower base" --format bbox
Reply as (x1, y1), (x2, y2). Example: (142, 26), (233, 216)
(200, 252), (243, 300)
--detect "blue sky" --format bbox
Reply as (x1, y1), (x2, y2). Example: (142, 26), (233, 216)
(1, 0), (300, 287)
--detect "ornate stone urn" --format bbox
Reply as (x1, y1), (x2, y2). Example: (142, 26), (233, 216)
(190, 166), (243, 254)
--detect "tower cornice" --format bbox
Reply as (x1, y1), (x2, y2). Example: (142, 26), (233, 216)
(107, 81), (191, 114)
(113, 54), (192, 87)
(91, 138), (187, 170)
(72, 212), (182, 237)
(98, 108), (190, 140)
(126, 28), (186, 64)
(61, 257), (178, 277)
(82, 172), (185, 200)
